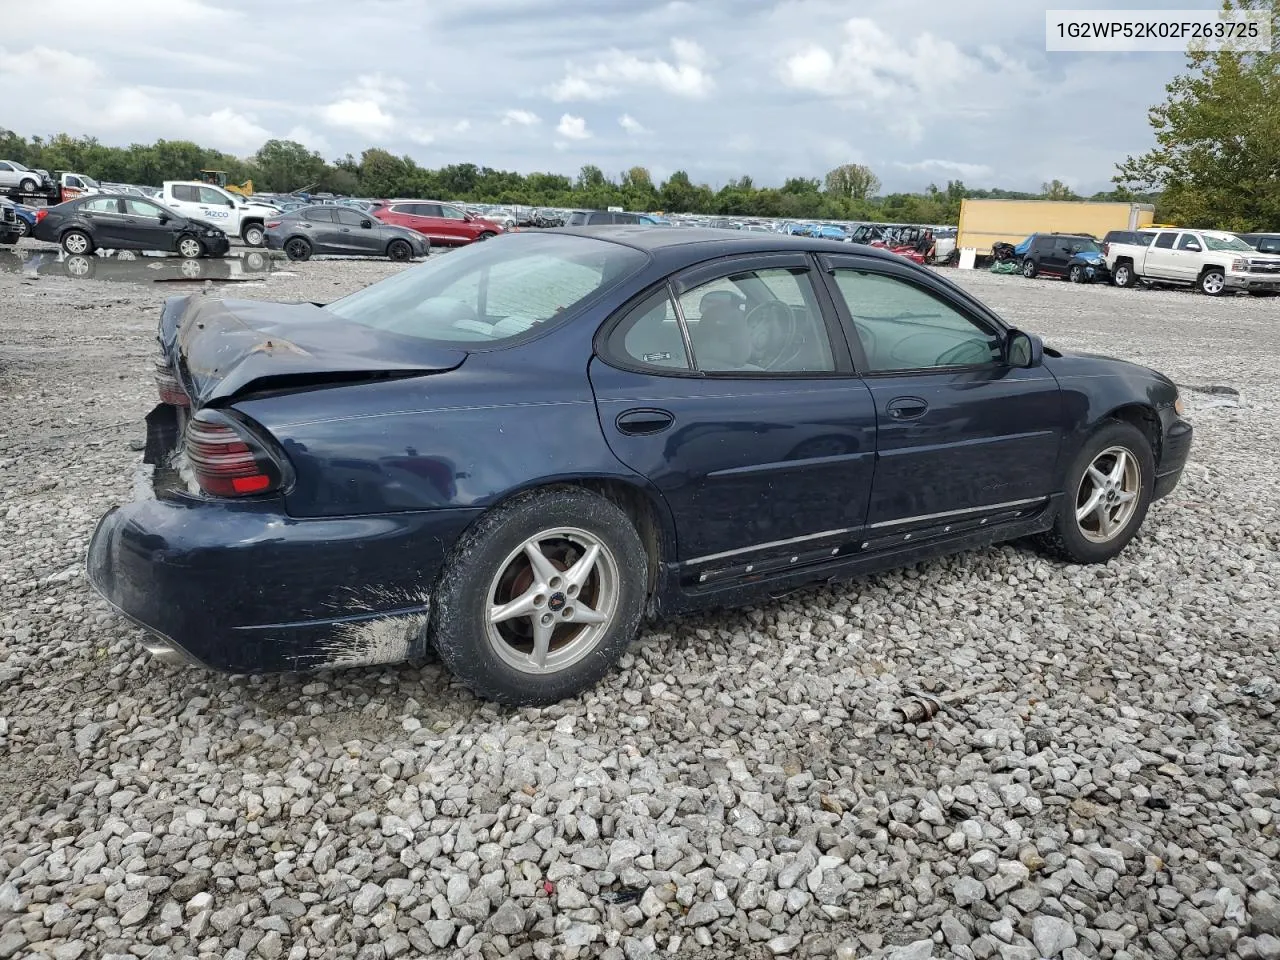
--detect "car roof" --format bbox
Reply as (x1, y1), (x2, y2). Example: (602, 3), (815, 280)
(546, 224), (902, 260)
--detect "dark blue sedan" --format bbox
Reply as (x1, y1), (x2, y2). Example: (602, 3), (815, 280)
(87, 227), (1193, 704)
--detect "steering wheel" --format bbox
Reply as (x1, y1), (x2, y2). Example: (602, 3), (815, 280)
(744, 300), (796, 369)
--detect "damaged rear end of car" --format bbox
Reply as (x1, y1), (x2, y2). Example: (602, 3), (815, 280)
(87, 292), (478, 673)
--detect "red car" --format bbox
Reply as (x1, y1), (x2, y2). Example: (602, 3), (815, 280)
(370, 200), (505, 246)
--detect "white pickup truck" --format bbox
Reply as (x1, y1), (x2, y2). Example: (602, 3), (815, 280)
(1106, 227), (1280, 296)
(157, 181), (280, 246)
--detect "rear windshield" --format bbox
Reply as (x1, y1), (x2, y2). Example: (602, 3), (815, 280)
(324, 233), (647, 345)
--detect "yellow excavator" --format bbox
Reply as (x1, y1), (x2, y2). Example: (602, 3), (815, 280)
(199, 170), (253, 197)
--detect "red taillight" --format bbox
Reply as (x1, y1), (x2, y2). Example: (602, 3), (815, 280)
(154, 360), (189, 407)
(266, 220), (281, 228)
(184, 412), (283, 498)
(35, 209), (48, 223)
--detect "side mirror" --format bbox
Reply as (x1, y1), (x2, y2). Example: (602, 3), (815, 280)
(158, 214), (169, 224)
(1005, 330), (1044, 368)
(361, 219), (372, 229)
(463, 213), (474, 221)
(1185, 243), (1200, 251)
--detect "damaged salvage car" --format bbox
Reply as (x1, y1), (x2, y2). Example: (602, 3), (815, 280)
(87, 227), (1194, 704)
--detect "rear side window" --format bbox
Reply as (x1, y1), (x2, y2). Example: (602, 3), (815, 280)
(304, 207), (334, 222)
(325, 233), (647, 345)
(1153, 232), (1176, 249)
(610, 290), (691, 370)
(81, 197), (120, 213)
(1033, 237), (1054, 253)
(172, 185), (199, 202)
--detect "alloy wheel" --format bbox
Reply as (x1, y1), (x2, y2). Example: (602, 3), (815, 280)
(179, 237), (202, 258)
(1075, 445), (1141, 543)
(484, 527), (620, 675)
(1201, 271), (1225, 295)
(64, 233), (88, 254)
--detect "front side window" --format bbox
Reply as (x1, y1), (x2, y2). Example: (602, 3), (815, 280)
(831, 269), (1001, 372)
(335, 208), (367, 226)
(325, 233), (647, 345)
(610, 290), (691, 370)
(124, 198), (165, 218)
(0, 163), (12, 172)
(677, 266), (835, 374)
(440, 205), (466, 220)
(1177, 233), (1202, 251)
(1153, 232), (1176, 249)
(1258, 237), (1280, 254)
(199, 186), (230, 205)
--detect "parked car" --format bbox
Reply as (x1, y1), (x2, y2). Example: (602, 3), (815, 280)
(32, 195), (231, 258)
(371, 200), (505, 245)
(156, 181), (280, 246)
(1238, 233), (1280, 255)
(87, 228), (1192, 704)
(0, 198), (21, 244)
(265, 205), (430, 261)
(0, 159), (52, 196)
(1021, 234), (1109, 283)
(1106, 227), (1280, 295)
(11, 203), (36, 238)
(565, 210), (648, 226)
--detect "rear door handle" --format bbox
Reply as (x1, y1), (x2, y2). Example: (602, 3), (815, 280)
(886, 396), (928, 420)
(615, 408), (674, 436)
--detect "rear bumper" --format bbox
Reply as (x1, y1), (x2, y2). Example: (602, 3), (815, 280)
(86, 471), (480, 673)
(1155, 414), (1193, 499)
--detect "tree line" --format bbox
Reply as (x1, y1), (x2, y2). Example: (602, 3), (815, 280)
(1, 128), (1149, 225)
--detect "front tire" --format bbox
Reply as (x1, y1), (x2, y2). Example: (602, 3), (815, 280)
(1035, 420), (1155, 564)
(19, 178), (37, 194)
(1112, 262), (1137, 288)
(387, 238), (412, 261)
(284, 237), (312, 261)
(15, 218), (30, 238)
(242, 223), (265, 247)
(1021, 258), (1037, 278)
(1068, 264), (1084, 283)
(177, 235), (203, 259)
(1199, 269), (1226, 296)
(476, 231), (497, 242)
(61, 230), (93, 255)
(431, 488), (649, 705)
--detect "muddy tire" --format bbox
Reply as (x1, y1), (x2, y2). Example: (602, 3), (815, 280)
(431, 487), (648, 705)
(1035, 420), (1155, 565)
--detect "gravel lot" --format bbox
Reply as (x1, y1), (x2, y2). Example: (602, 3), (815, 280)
(1, 239), (1277, 960)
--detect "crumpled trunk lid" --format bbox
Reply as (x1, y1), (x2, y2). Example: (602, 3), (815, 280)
(158, 294), (467, 407)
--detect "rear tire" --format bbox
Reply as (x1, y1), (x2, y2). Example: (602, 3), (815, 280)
(1035, 420), (1155, 565)
(1021, 258), (1037, 278)
(387, 238), (412, 261)
(431, 487), (648, 705)
(61, 230), (93, 255)
(1112, 262), (1137, 288)
(284, 237), (312, 261)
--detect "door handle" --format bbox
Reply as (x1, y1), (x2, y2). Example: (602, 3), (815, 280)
(615, 408), (674, 436)
(886, 396), (928, 420)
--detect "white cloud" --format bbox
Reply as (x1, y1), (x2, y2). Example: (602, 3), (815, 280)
(778, 19), (1031, 142)
(42, 0), (234, 31)
(0, 45), (101, 83)
(618, 114), (648, 135)
(895, 158), (994, 180)
(556, 114), (591, 140)
(549, 39), (714, 101)
(502, 109), (540, 126)
(319, 74), (408, 137)
(284, 126), (332, 155)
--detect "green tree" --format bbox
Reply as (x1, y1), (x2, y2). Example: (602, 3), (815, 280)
(1040, 179), (1080, 201)
(824, 163), (881, 201)
(1115, 0), (1279, 229)
(253, 139), (326, 192)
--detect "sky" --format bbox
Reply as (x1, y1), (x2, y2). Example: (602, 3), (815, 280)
(0, 0), (1205, 194)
